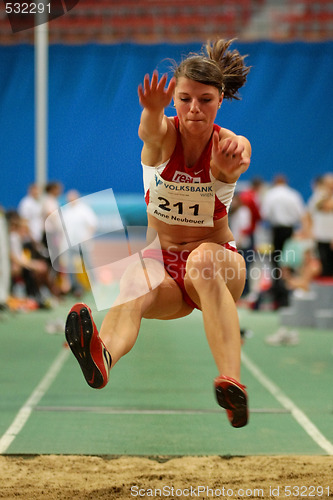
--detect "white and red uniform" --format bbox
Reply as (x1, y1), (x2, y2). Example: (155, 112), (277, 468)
(142, 117), (236, 226)
(142, 116), (238, 309)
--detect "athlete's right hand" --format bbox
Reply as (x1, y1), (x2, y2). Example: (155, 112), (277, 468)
(138, 71), (176, 112)
(211, 131), (251, 183)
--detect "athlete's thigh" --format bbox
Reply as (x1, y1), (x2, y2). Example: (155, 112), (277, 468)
(143, 274), (194, 319)
(183, 245), (246, 305)
(140, 258), (194, 320)
(221, 249), (246, 300)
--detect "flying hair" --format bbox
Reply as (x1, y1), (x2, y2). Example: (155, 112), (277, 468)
(173, 38), (250, 100)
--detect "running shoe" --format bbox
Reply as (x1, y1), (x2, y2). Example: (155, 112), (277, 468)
(65, 303), (112, 389)
(214, 375), (248, 428)
(265, 327), (299, 346)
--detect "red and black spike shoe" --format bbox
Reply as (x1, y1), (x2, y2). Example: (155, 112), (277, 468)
(214, 375), (248, 428)
(65, 303), (112, 389)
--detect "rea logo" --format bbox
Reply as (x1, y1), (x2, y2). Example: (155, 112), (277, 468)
(4, 0), (80, 33)
(172, 171), (201, 183)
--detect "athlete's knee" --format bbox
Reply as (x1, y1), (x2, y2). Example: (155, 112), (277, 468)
(186, 243), (246, 290)
(186, 243), (225, 284)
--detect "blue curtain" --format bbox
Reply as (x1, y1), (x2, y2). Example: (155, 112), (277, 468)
(1, 41), (332, 208)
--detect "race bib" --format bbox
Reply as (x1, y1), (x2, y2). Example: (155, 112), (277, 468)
(147, 171), (215, 227)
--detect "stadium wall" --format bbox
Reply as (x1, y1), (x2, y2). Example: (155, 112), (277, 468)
(0, 41), (333, 209)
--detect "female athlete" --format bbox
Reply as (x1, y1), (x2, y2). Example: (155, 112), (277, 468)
(65, 39), (252, 428)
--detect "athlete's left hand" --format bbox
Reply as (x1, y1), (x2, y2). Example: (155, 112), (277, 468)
(211, 132), (251, 183)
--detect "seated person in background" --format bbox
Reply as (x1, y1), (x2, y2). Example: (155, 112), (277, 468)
(18, 183), (44, 245)
(307, 173), (333, 278)
(280, 236), (322, 293)
(7, 211), (52, 307)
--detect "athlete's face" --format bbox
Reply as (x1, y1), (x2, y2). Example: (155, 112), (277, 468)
(174, 77), (223, 134)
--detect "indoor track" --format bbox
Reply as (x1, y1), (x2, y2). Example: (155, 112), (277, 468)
(0, 294), (332, 498)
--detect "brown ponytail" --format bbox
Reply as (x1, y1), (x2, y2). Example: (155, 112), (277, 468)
(205, 39), (250, 100)
(173, 38), (250, 100)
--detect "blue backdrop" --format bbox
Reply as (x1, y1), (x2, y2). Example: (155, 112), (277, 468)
(1, 41), (333, 209)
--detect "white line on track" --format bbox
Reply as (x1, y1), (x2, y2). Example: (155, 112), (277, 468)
(0, 347), (70, 454)
(241, 351), (333, 455)
(34, 406), (290, 415)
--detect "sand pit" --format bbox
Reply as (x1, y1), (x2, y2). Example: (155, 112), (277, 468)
(0, 455), (332, 499)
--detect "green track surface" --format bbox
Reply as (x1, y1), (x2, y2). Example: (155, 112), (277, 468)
(0, 295), (332, 455)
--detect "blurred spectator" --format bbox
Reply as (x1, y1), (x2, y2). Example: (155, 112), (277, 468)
(280, 236), (322, 292)
(61, 189), (98, 296)
(261, 174), (305, 258)
(41, 181), (67, 295)
(42, 181), (63, 246)
(302, 176), (324, 239)
(261, 175), (305, 308)
(0, 206), (10, 308)
(18, 183), (44, 244)
(237, 177), (264, 296)
(229, 192), (252, 295)
(307, 173), (333, 277)
(7, 211), (51, 307)
(229, 193), (252, 249)
(239, 176), (263, 251)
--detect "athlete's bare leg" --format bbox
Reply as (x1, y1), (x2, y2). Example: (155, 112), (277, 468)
(65, 245), (248, 425)
(99, 258), (193, 367)
(184, 242), (246, 381)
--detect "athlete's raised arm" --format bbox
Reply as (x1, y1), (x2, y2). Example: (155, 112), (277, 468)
(138, 71), (176, 166)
